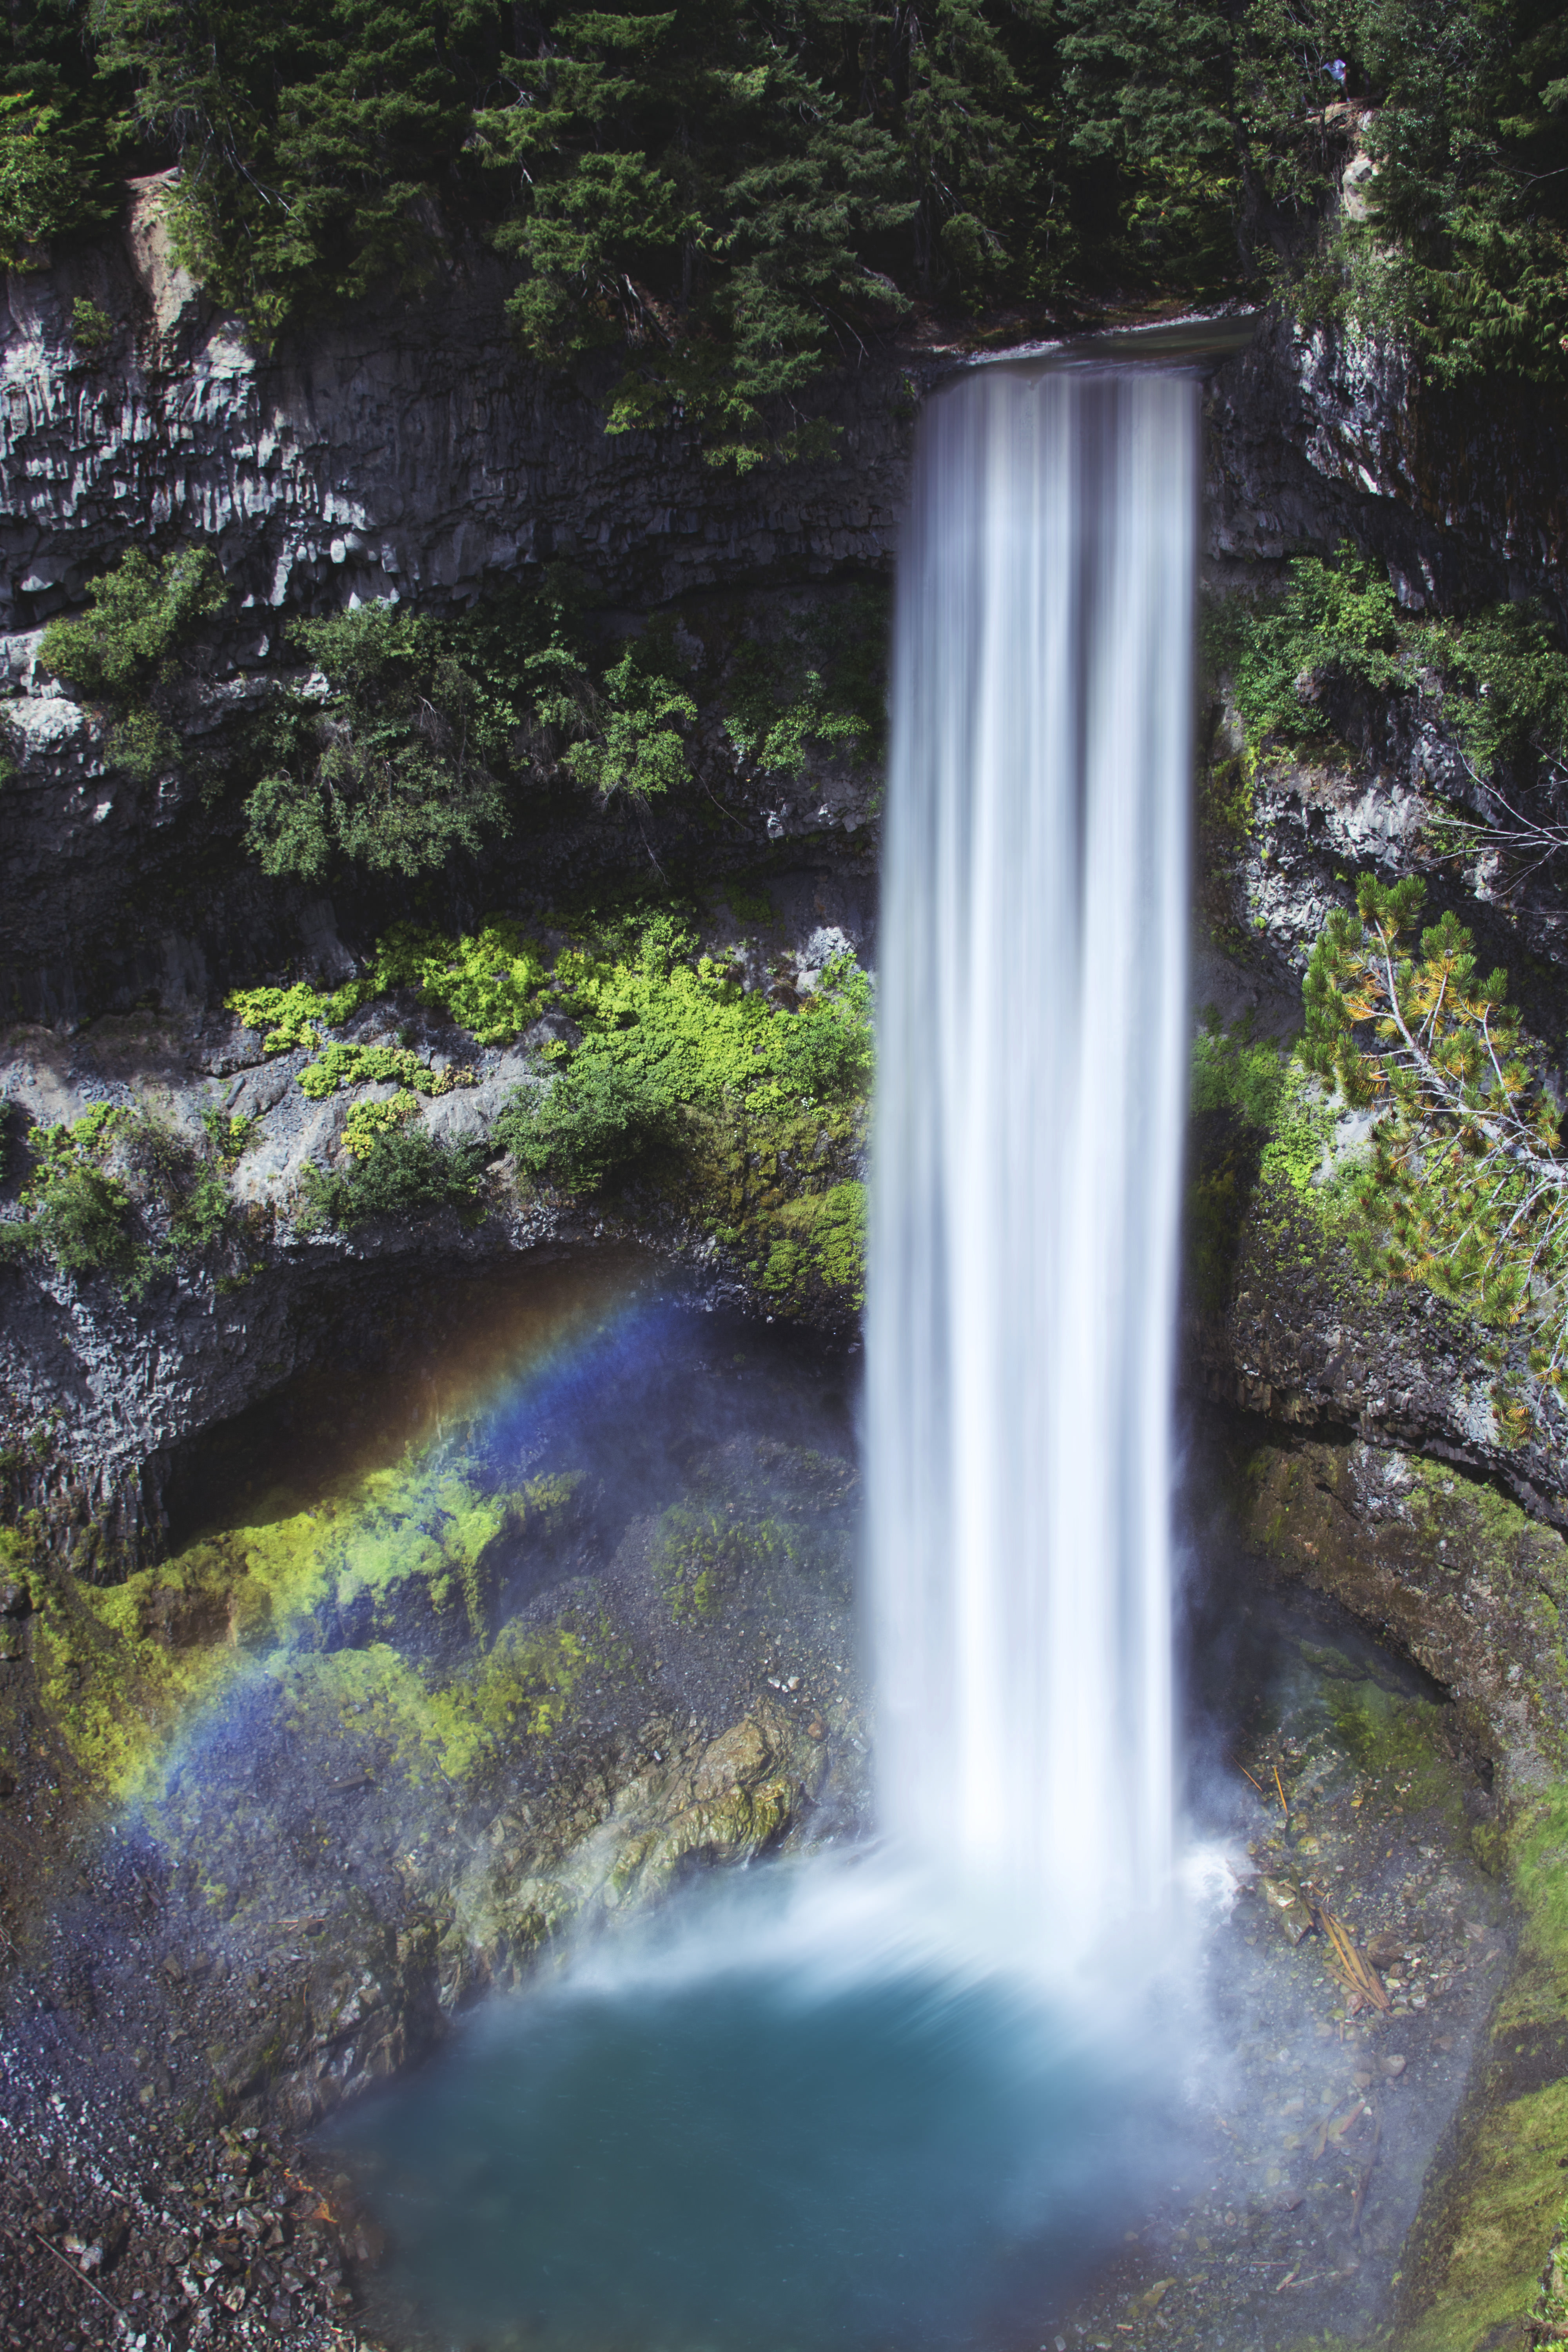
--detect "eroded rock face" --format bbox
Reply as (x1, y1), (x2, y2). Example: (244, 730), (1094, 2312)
(0, 231), (910, 637)
(1206, 311), (1568, 616)
(1207, 1423), (1568, 1799)
(1187, 1180), (1568, 1532)
(446, 1694), (838, 2018)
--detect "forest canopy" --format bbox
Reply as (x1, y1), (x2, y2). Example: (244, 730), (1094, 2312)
(5, 0), (1568, 426)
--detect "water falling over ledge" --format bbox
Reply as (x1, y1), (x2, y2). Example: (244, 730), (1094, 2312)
(316, 363), (1206, 2349)
(869, 364), (1198, 1965)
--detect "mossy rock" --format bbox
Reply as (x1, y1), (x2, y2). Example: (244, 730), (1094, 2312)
(1397, 2076), (1568, 2352)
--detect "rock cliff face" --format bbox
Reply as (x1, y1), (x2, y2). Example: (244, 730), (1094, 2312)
(5, 233), (1568, 1545)
(1206, 311), (1568, 616)
(0, 203), (903, 1024)
(6, 225), (1568, 2352)
(4, 241), (1562, 1020)
(0, 194), (909, 634)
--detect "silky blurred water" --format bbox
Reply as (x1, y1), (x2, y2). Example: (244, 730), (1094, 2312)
(868, 364), (1198, 1967)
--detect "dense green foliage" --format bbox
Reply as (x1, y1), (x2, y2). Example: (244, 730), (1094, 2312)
(1191, 1014), (1289, 1129)
(1303, 872), (1568, 1420)
(368, 922), (552, 1047)
(236, 585), (880, 880)
(224, 902), (871, 1308)
(295, 1039), (472, 1103)
(240, 594), (586, 880)
(38, 546), (227, 783)
(1438, 603), (1568, 780)
(1212, 544), (1568, 795)
(475, 1), (916, 465)
(490, 911), (873, 1187)
(8, 0), (1566, 422)
(227, 976), (378, 1052)
(722, 590), (887, 774)
(559, 643), (697, 800)
(495, 1060), (672, 1192)
(2, 1109), (139, 1279)
(237, 898), (872, 1193)
(0, 89), (114, 263)
(1320, 0), (1568, 388)
(0, 1100), (251, 1289)
(232, 588), (705, 878)
(297, 1125), (486, 1230)
(245, 607), (508, 881)
(249, 585), (742, 873)
(1210, 544), (1406, 759)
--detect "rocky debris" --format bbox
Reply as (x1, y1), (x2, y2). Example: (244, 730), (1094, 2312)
(1260, 1875), (1316, 1945)
(0, 2100), (392, 2350)
(1032, 1583), (1508, 2352)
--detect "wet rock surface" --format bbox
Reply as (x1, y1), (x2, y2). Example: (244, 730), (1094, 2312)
(0, 1293), (868, 2346)
(1208, 1424), (1568, 1798)
(1038, 1580), (1512, 2352)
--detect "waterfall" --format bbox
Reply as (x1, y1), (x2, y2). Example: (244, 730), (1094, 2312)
(867, 362), (1197, 1970)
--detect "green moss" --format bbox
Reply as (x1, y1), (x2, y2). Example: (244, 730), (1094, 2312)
(1399, 2078), (1568, 2352)
(18, 1448), (595, 1802)
(267, 1606), (624, 1786)
(226, 977), (378, 1054)
(1198, 750), (1255, 846)
(484, 909), (871, 1315)
(1258, 1061), (1342, 1199)
(1318, 1678), (1460, 1817)
(655, 1503), (790, 1622)
(373, 919), (552, 1045)
(1392, 1763), (1568, 2348)
(717, 878), (776, 927)
(0, 1524), (35, 1579)
(759, 1183), (866, 1309)
(1407, 1464), (1568, 1616)
(651, 1446), (852, 1624)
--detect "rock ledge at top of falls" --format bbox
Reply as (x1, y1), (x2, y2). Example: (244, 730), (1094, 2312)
(0, 209), (1561, 653)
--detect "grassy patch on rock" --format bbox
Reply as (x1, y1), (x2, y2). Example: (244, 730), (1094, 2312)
(229, 902), (873, 1320)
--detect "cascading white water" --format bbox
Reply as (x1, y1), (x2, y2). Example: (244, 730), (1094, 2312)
(867, 362), (1197, 1971)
